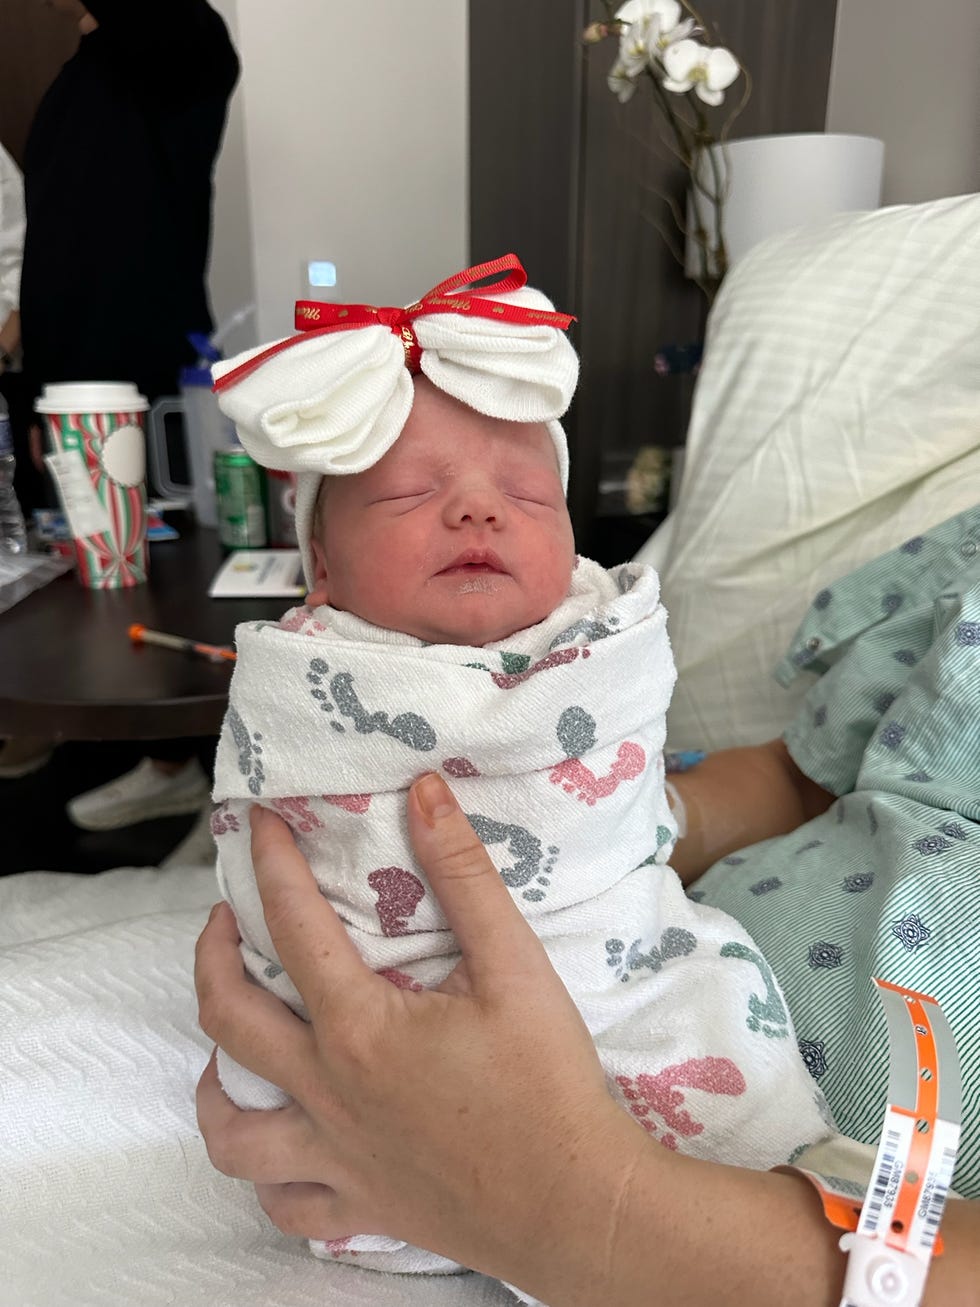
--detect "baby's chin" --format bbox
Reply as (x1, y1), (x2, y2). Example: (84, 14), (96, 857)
(324, 584), (561, 648)
(405, 599), (552, 648)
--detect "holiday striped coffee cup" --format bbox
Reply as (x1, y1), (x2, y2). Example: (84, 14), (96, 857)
(36, 382), (150, 589)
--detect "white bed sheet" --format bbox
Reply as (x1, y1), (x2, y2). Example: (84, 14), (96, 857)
(0, 867), (514, 1307)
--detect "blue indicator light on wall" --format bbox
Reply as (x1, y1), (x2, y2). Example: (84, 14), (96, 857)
(307, 261), (337, 288)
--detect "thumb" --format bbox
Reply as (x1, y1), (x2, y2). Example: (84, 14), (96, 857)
(407, 773), (548, 992)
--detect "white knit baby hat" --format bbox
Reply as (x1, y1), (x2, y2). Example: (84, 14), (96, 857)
(212, 255), (580, 586)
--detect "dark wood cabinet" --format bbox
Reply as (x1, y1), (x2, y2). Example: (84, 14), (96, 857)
(469, 0), (838, 563)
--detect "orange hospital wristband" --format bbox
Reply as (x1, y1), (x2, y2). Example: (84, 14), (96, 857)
(789, 980), (962, 1307)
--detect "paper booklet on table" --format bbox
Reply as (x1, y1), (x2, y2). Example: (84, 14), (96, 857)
(208, 550), (305, 599)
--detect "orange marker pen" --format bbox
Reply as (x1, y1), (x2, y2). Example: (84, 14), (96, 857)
(128, 623), (237, 663)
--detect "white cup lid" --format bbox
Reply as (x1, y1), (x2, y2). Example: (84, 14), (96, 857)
(35, 382), (150, 415)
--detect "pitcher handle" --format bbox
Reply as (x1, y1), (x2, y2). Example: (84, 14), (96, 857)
(147, 397), (191, 499)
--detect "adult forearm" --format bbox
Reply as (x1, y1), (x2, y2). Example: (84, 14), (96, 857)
(668, 739), (834, 886)
(0, 308), (21, 358)
(508, 1133), (979, 1307)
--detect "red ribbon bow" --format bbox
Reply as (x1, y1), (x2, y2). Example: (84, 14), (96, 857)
(213, 254), (575, 393)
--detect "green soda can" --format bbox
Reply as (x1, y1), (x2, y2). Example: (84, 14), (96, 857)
(215, 447), (268, 549)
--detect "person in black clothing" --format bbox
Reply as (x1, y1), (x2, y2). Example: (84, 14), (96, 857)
(22, 0), (239, 404)
(6, 0), (239, 841)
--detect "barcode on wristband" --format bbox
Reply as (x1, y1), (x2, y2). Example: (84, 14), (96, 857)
(859, 1117), (913, 1238)
(909, 1129), (960, 1255)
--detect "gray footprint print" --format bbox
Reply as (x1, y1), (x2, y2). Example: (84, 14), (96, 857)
(467, 813), (559, 902)
(307, 658), (437, 751)
(605, 927), (697, 983)
(226, 705), (265, 795)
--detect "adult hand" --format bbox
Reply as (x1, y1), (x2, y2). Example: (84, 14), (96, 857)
(195, 773), (636, 1297)
(195, 775), (980, 1306)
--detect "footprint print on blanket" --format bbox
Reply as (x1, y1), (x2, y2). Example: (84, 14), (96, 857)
(225, 705), (265, 795)
(210, 800), (240, 837)
(488, 646), (585, 689)
(315, 1237), (358, 1260)
(271, 796), (324, 833)
(377, 967), (425, 992)
(368, 866), (426, 936)
(549, 706), (646, 805)
(615, 1057), (747, 1150)
(306, 658), (436, 751)
(719, 941), (790, 1040)
(605, 926), (697, 983)
(322, 792), (372, 814)
(466, 813), (560, 903)
(548, 613), (621, 650)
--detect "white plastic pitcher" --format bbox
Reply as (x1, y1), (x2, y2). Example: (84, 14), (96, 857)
(146, 366), (238, 527)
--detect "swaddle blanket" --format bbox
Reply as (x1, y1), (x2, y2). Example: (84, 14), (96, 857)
(212, 557), (835, 1291)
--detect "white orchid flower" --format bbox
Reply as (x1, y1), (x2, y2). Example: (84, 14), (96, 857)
(617, 15), (660, 76)
(662, 38), (740, 105)
(615, 0), (695, 50)
(608, 60), (638, 103)
(615, 0), (679, 28)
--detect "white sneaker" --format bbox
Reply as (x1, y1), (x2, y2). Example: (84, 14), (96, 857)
(67, 757), (211, 831)
(159, 802), (217, 869)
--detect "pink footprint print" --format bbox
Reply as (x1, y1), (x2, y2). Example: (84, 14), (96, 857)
(377, 967), (425, 992)
(322, 793), (372, 814)
(271, 796), (324, 833)
(368, 866), (425, 937)
(278, 606), (326, 635)
(320, 1236), (357, 1258)
(210, 801), (240, 837)
(616, 1057), (747, 1149)
(490, 647), (581, 689)
(549, 742), (646, 806)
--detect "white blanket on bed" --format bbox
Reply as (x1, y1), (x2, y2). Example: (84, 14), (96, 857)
(0, 867), (522, 1307)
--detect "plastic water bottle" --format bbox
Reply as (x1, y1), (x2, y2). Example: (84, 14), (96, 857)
(0, 394), (28, 554)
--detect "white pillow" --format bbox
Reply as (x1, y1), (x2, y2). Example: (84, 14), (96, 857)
(643, 192), (980, 751)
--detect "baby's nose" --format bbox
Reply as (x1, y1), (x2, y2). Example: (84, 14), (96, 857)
(444, 480), (505, 526)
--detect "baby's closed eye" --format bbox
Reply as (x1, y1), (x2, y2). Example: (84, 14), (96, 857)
(506, 490), (560, 509)
(370, 489), (435, 507)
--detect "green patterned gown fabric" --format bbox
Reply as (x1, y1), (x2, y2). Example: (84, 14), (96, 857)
(692, 505), (980, 1197)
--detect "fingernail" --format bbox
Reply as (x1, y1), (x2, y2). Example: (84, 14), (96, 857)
(208, 902), (222, 923)
(415, 772), (457, 826)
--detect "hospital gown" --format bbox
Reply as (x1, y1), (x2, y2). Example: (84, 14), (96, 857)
(692, 504), (980, 1197)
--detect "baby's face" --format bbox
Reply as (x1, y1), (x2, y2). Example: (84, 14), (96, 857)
(309, 377), (575, 645)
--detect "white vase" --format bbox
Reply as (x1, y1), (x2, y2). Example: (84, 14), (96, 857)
(685, 132), (885, 277)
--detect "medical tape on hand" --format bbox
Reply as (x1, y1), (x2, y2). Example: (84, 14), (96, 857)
(790, 979), (962, 1307)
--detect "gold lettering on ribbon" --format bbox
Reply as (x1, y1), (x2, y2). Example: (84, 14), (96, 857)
(338, 308), (349, 318)
(298, 305), (321, 321)
(400, 324), (419, 370)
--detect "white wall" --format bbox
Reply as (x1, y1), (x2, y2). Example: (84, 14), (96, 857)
(211, 0), (980, 351)
(212, 0), (468, 344)
(827, 0), (980, 205)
